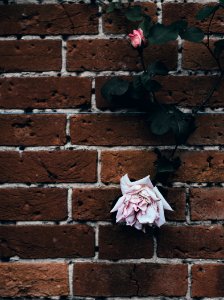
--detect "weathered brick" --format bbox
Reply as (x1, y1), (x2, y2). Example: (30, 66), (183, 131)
(101, 150), (156, 184)
(192, 264), (224, 297)
(0, 263), (68, 297)
(67, 39), (178, 71)
(0, 4), (98, 35)
(0, 188), (67, 221)
(96, 76), (224, 109)
(103, 3), (157, 34)
(73, 187), (121, 221)
(0, 150), (97, 183)
(157, 225), (224, 259)
(0, 114), (66, 146)
(74, 263), (188, 296)
(70, 114), (224, 146)
(99, 225), (154, 260)
(163, 3), (224, 33)
(183, 40), (224, 70)
(0, 77), (92, 109)
(161, 188), (186, 221)
(190, 188), (224, 221)
(101, 150), (224, 183)
(0, 40), (61, 72)
(0, 224), (94, 258)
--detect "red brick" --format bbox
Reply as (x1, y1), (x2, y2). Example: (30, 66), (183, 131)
(0, 40), (61, 72)
(192, 264), (224, 297)
(0, 150), (97, 183)
(70, 114), (224, 146)
(157, 225), (224, 259)
(0, 4), (98, 35)
(163, 3), (224, 33)
(0, 77), (91, 109)
(190, 188), (224, 221)
(101, 150), (156, 184)
(96, 76), (224, 109)
(70, 114), (173, 146)
(0, 224), (94, 258)
(99, 225), (154, 260)
(162, 188), (186, 221)
(0, 114), (66, 146)
(173, 151), (224, 183)
(103, 3), (157, 34)
(74, 263), (188, 296)
(67, 39), (177, 71)
(183, 40), (224, 70)
(101, 150), (224, 183)
(0, 188), (67, 221)
(0, 263), (68, 297)
(73, 187), (120, 221)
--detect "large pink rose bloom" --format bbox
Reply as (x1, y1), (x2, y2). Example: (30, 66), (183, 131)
(111, 174), (173, 231)
(128, 28), (146, 48)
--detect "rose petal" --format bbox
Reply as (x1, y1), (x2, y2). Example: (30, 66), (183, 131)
(153, 187), (173, 211)
(137, 205), (158, 224)
(110, 195), (125, 212)
(155, 198), (166, 227)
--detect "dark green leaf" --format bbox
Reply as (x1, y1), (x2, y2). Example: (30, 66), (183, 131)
(157, 157), (175, 173)
(139, 15), (151, 37)
(180, 27), (204, 42)
(101, 78), (129, 101)
(169, 20), (188, 33)
(125, 6), (143, 21)
(220, 0), (224, 4)
(150, 109), (172, 135)
(214, 39), (224, 57)
(170, 109), (196, 144)
(196, 5), (219, 21)
(106, 3), (116, 13)
(148, 61), (169, 76)
(148, 23), (178, 45)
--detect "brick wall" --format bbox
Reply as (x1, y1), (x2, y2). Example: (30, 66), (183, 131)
(0, 0), (223, 299)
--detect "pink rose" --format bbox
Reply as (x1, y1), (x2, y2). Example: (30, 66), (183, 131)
(111, 174), (173, 232)
(128, 28), (146, 48)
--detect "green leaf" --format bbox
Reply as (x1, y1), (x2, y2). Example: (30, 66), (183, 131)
(101, 78), (129, 101)
(125, 6), (143, 21)
(139, 15), (151, 37)
(214, 39), (224, 57)
(220, 0), (224, 4)
(148, 61), (169, 76)
(180, 27), (204, 42)
(157, 156), (175, 173)
(106, 3), (116, 13)
(150, 109), (172, 135)
(196, 5), (219, 21)
(170, 109), (196, 144)
(148, 23), (178, 45)
(169, 20), (188, 33)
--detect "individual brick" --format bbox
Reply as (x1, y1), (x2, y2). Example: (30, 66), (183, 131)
(70, 114), (224, 146)
(0, 150), (97, 183)
(73, 187), (121, 221)
(157, 225), (224, 259)
(0, 114), (66, 146)
(73, 263), (188, 296)
(67, 39), (178, 71)
(101, 150), (224, 183)
(103, 2), (157, 34)
(190, 188), (224, 221)
(0, 188), (67, 221)
(101, 150), (157, 184)
(99, 225), (154, 259)
(0, 77), (92, 109)
(0, 40), (61, 72)
(182, 40), (224, 70)
(96, 76), (224, 109)
(163, 3), (224, 33)
(0, 4), (98, 35)
(0, 224), (95, 258)
(162, 188), (186, 221)
(0, 263), (68, 297)
(192, 264), (224, 297)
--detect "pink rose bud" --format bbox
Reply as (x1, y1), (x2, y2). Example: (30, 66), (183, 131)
(128, 28), (146, 48)
(111, 174), (173, 232)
